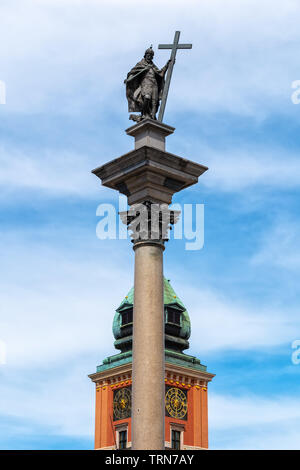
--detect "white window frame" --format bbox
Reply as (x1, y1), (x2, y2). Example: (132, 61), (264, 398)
(115, 423), (128, 449)
(170, 423), (185, 450)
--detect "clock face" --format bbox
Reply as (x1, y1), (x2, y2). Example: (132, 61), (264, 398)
(165, 387), (188, 420)
(113, 387), (131, 421)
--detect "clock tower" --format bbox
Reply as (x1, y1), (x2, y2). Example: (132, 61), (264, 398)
(89, 278), (214, 450)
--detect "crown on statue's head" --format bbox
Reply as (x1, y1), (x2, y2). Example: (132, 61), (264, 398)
(144, 45), (154, 57)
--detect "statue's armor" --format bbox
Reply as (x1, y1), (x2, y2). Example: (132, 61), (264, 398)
(141, 66), (158, 101)
(125, 55), (168, 120)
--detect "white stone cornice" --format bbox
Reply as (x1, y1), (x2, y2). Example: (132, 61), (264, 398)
(165, 362), (215, 383)
(88, 360), (214, 385)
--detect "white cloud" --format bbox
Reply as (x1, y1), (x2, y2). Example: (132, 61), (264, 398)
(0, 228), (132, 445)
(0, 360), (94, 440)
(210, 393), (300, 449)
(169, 139), (300, 192)
(190, 289), (297, 353)
(0, 230), (132, 368)
(210, 393), (300, 429)
(1, 0), (300, 198)
(1, 0), (300, 117)
(252, 220), (300, 270)
(0, 0), (300, 450)
(1, 141), (300, 198)
(0, 144), (102, 198)
(201, 148), (300, 192)
(0, 225), (298, 448)
(0, 223), (297, 369)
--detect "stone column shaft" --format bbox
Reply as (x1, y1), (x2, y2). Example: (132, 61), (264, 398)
(131, 241), (165, 450)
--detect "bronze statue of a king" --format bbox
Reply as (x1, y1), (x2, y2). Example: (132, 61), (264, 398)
(124, 46), (171, 122)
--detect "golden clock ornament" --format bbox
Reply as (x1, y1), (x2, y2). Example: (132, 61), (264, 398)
(165, 387), (188, 420)
(113, 387), (131, 420)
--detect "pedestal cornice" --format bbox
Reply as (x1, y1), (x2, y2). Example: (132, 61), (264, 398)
(92, 145), (208, 205)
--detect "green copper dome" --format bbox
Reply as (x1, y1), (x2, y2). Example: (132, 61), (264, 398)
(113, 277), (191, 353)
(97, 277), (207, 373)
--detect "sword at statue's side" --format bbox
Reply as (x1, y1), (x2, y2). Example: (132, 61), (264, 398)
(158, 31), (192, 123)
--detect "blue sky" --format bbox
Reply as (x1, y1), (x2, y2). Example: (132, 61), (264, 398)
(0, 0), (300, 449)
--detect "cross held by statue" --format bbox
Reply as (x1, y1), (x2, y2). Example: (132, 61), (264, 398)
(158, 31), (192, 122)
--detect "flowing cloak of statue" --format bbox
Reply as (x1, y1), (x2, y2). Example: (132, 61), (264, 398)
(124, 58), (166, 112)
